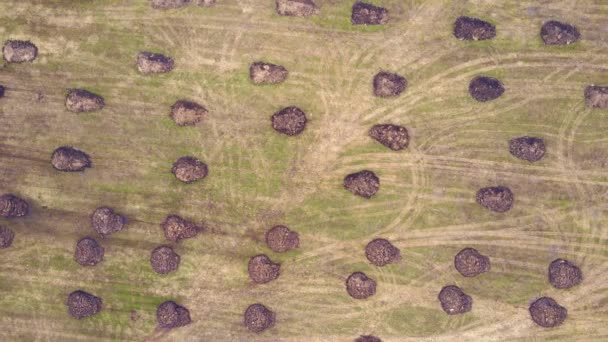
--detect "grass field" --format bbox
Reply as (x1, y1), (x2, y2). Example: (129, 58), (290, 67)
(1, 0), (608, 341)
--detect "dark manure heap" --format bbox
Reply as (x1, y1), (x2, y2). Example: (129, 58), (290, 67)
(476, 186), (513, 213)
(250, 61), (288, 85)
(67, 290), (102, 319)
(438, 285), (472, 315)
(584, 85), (608, 109)
(275, 0), (318, 17)
(74, 237), (104, 266)
(373, 71), (407, 97)
(368, 124), (409, 151)
(0, 193), (29, 218)
(345, 272), (376, 299)
(540, 21), (580, 46)
(170, 100), (207, 126)
(271, 106), (307, 136)
(351, 2), (389, 26)
(365, 238), (400, 266)
(65, 89), (104, 113)
(529, 297), (567, 328)
(136, 51), (174, 74)
(3, 40), (38, 63)
(151, 0), (191, 10)
(160, 215), (202, 242)
(356, 336), (382, 342)
(150, 245), (181, 274)
(454, 247), (490, 277)
(344, 170), (380, 198)
(157, 301), (192, 329)
(51, 146), (91, 172)
(453, 16), (496, 41)
(469, 76), (504, 102)
(0, 226), (15, 249)
(265, 225), (299, 252)
(91, 207), (126, 237)
(509, 136), (545, 162)
(548, 259), (582, 289)
(244, 303), (275, 333)
(171, 156), (208, 183)
(248, 254), (280, 284)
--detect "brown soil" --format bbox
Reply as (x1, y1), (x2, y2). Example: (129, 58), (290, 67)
(529, 297), (567, 328)
(244, 303), (275, 333)
(197, 0), (215, 6)
(171, 156), (208, 183)
(150, 245), (181, 274)
(91, 207), (126, 237)
(438, 285), (472, 315)
(365, 238), (400, 266)
(51, 146), (91, 172)
(271, 106), (307, 136)
(156, 301), (192, 329)
(368, 124), (409, 151)
(0, 194), (29, 218)
(160, 215), (202, 242)
(345, 272), (376, 299)
(248, 254), (280, 284)
(0, 226), (15, 249)
(65, 89), (104, 113)
(136, 51), (174, 74)
(548, 258), (582, 289)
(453, 16), (496, 41)
(265, 225), (300, 252)
(351, 2), (389, 25)
(585, 85), (608, 109)
(275, 0), (318, 17)
(469, 76), (504, 102)
(344, 170), (380, 199)
(373, 71), (407, 97)
(454, 247), (490, 277)
(67, 290), (102, 319)
(509, 136), (546, 162)
(170, 100), (207, 126)
(475, 186), (513, 213)
(355, 336), (382, 342)
(74, 237), (104, 266)
(541, 21), (580, 46)
(249, 61), (289, 85)
(151, 0), (191, 9)
(3, 40), (38, 63)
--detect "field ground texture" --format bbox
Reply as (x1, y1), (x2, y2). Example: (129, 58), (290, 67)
(1, 0), (608, 341)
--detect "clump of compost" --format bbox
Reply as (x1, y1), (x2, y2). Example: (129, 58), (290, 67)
(275, 0), (318, 17)
(51, 146), (91, 172)
(160, 215), (202, 242)
(373, 71), (407, 97)
(65, 89), (104, 113)
(244, 303), (275, 333)
(529, 297), (567, 328)
(136, 51), (174, 74)
(355, 336), (382, 342)
(509, 136), (545, 162)
(365, 238), (400, 266)
(0, 226), (15, 248)
(476, 186), (513, 213)
(344, 170), (380, 198)
(548, 259), (582, 289)
(454, 247), (490, 277)
(3, 40), (38, 63)
(249, 61), (288, 85)
(541, 21), (580, 45)
(67, 290), (102, 319)
(271, 106), (307, 136)
(585, 85), (608, 109)
(368, 124), (409, 151)
(170, 100), (207, 126)
(151, 0), (190, 10)
(453, 16), (496, 41)
(345, 272), (376, 299)
(351, 2), (389, 25)
(157, 301), (192, 329)
(74, 237), (104, 266)
(150, 245), (181, 274)
(91, 207), (126, 237)
(0, 194), (29, 218)
(171, 156), (208, 183)
(438, 285), (472, 315)
(265, 225), (300, 252)
(469, 76), (504, 102)
(248, 254), (280, 284)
